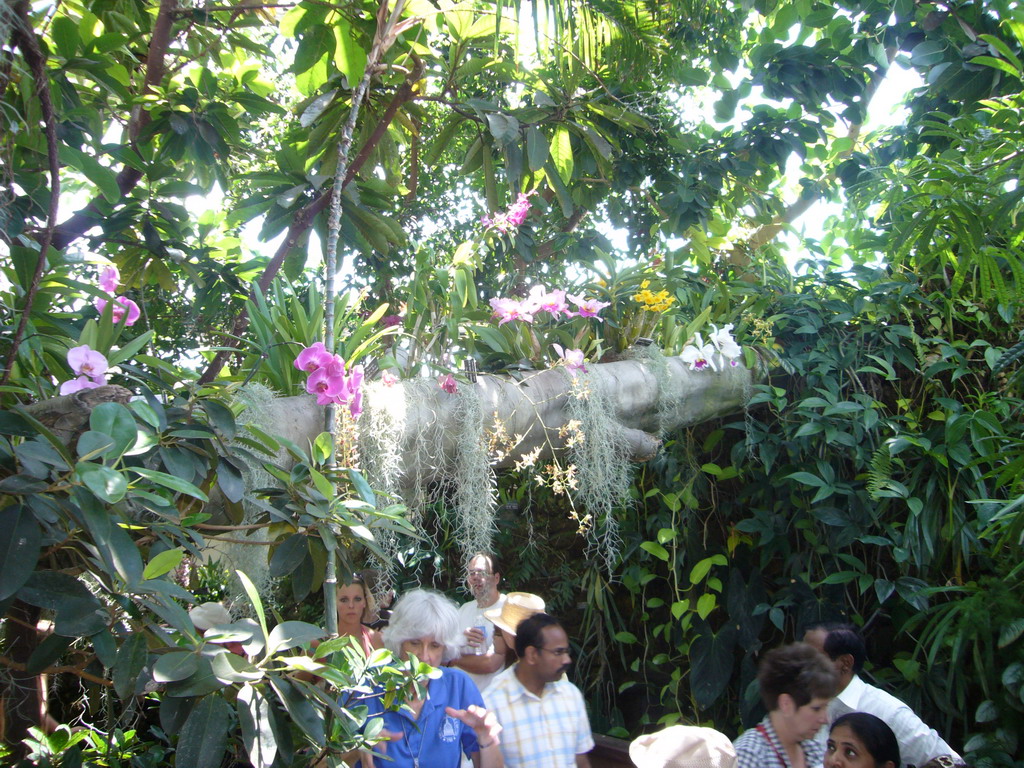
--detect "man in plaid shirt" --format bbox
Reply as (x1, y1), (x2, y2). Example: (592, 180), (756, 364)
(483, 613), (594, 767)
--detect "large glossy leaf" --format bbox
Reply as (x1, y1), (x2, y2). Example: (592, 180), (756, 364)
(153, 651), (200, 683)
(269, 676), (324, 747)
(211, 649), (264, 683)
(266, 621), (325, 656)
(689, 622), (737, 710)
(238, 684), (278, 768)
(0, 505), (41, 600)
(89, 402), (138, 460)
(113, 633), (148, 700)
(269, 533), (308, 578)
(76, 462), (128, 503)
(177, 695), (231, 768)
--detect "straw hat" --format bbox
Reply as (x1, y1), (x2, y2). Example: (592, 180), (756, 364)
(484, 592), (546, 636)
(189, 602), (232, 631)
(628, 726), (737, 768)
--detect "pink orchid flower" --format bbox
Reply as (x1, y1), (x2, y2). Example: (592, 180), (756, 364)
(552, 344), (586, 373)
(438, 374), (458, 394)
(567, 294), (611, 320)
(307, 366), (348, 403)
(528, 286), (569, 319)
(294, 342), (333, 373)
(98, 265), (120, 294)
(489, 297), (534, 325)
(381, 370), (399, 387)
(482, 192), (535, 233)
(95, 296), (141, 326)
(60, 375), (106, 395)
(68, 345), (108, 379)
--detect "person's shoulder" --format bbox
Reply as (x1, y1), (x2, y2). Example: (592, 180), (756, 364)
(858, 677), (916, 714)
(733, 722), (765, 750)
(458, 599), (476, 612)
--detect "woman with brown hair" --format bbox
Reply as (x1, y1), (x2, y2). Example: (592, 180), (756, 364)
(733, 642), (838, 768)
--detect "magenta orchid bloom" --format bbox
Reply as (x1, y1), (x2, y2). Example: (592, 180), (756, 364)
(552, 344), (586, 373)
(489, 297), (534, 325)
(438, 373), (458, 393)
(294, 342), (333, 373)
(307, 366), (347, 402)
(98, 265), (120, 294)
(381, 370), (399, 387)
(381, 314), (403, 328)
(567, 294), (611, 320)
(95, 296), (141, 326)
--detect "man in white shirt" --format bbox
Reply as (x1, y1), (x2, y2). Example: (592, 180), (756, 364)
(451, 552), (508, 692)
(804, 624), (960, 768)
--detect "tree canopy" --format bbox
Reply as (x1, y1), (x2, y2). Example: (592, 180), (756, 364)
(3, 0), (1024, 764)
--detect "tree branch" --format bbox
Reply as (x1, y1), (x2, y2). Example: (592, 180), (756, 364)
(2, 1), (61, 387)
(49, 0), (178, 251)
(0, 654), (113, 688)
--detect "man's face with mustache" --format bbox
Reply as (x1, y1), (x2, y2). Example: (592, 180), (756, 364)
(533, 624), (573, 683)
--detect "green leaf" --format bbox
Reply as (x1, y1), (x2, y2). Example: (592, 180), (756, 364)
(51, 16), (81, 58)
(177, 695), (231, 768)
(143, 548), (185, 580)
(238, 684), (278, 768)
(89, 402), (138, 460)
(526, 126), (549, 172)
(130, 467), (208, 501)
(550, 126), (573, 184)
(113, 633), (148, 700)
(269, 676), (324, 747)
(640, 541), (669, 561)
(269, 534), (308, 578)
(333, 18), (367, 86)
(0, 505), (41, 600)
(76, 462), (128, 503)
(153, 651), (200, 683)
(696, 593), (717, 619)
(106, 330), (154, 367)
(218, 457), (245, 504)
(203, 399), (237, 440)
(785, 471), (825, 487)
(266, 621), (326, 655)
(211, 650), (265, 683)
(486, 113), (520, 146)
(999, 618), (1024, 648)
(348, 468), (375, 506)
(236, 570), (269, 647)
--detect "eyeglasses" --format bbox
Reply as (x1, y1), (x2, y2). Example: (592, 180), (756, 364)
(538, 646), (571, 657)
(466, 569), (493, 577)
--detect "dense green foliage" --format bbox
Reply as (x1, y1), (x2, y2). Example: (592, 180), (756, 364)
(4, 0), (1024, 764)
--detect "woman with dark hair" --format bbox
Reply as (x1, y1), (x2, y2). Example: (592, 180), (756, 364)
(355, 589), (504, 768)
(733, 643), (838, 768)
(826, 713), (900, 768)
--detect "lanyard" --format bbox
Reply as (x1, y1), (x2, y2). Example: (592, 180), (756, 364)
(756, 724), (790, 768)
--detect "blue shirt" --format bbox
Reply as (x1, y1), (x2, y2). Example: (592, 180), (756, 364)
(359, 667), (483, 768)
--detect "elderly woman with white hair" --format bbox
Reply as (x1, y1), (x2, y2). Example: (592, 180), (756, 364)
(355, 589), (504, 768)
